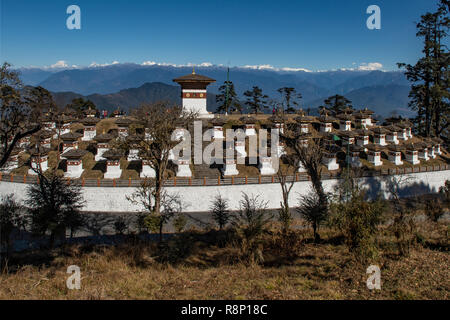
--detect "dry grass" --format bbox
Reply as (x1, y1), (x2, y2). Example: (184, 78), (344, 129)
(0, 221), (448, 300)
(97, 119), (118, 135)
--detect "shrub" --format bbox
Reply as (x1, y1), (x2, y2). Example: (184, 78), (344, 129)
(425, 199), (445, 223)
(439, 180), (450, 205)
(135, 213), (148, 234)
(232, 193), (272, 264)
(330, 190), (384, 262)
(114, 216), (128, 235)
(277, 204), (293, 235)
(0, 195), (22, 259)
(385, 175), (417, 257)
(172, 214), (188, 233)
(210, 194), (232, 230)
(297, 190), (328, 242)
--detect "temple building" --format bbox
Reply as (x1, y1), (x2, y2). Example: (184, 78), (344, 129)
(211, 118), (226, 140)
(173, 69), (216, 118)
(347, 145), (363, 167)
(241, 116), (257, 136)
(1, 149), (21, 173)
(405, 144), (420, 165)
(28, 145), (49, 175)
(60, 132), (83, 153)
(366, 145), (383, 166)
(388, 145), (404, 166)
(82, 117), (100, 141)
(62, 149), (87, 178)
(115, 118), (133, 139)
(103, 150), (124, 179)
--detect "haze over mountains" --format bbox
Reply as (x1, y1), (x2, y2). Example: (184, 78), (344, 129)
(17, 63), (413, 117)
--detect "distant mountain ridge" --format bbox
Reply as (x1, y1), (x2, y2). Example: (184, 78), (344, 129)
(51, 82), (219, 113)
(17, 63), (413, 116)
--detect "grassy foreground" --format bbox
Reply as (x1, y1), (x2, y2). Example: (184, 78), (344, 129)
(0, 220), (448, 300)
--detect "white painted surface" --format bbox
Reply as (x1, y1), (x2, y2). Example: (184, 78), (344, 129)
(182, 89), (208, 116)
(1, 170), (448, 213)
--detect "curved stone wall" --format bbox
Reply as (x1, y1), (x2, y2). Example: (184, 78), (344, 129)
(0, 170), (448, 213)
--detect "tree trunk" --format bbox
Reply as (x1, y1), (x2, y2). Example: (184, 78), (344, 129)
(313, 222), (318, 243)
(159, 223), (163, 244)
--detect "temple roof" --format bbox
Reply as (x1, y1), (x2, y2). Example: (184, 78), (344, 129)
(240, 116), (257, 124)
(29, 144), (50, 156)
(173, 70), (216, 84)
(367, 144), (383, 152)
(405, 143), (419, 151)
(319, 114), (335, 123)
(126, 135), (143, 145)
(102, 149), (124, 160)
(385, 125), (401, 133)
(353, 110), (373, 119)
(294, 115), (314, 123)
(355, 129), (371, 136)
(388, 144), (405, 152)
(115, 118), (133, 127)
(396, 121), (413, 129)
(34, 130), (53, 139)
(211, 117), (227, 127)
(61, 149), (88, 159)
(82, 117), (101, 125)
(349, 144), (364, 152)
(60, 132), (83, 141)
(94, 132), (115, 143)
(339, 131), (357, 137)
(267, 114), (285, 124)
(336, 114), (354, 121)
(324, 144), (341, 154)
(371, 127), (389, 135)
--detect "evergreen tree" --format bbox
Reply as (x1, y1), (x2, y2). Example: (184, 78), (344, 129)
(243, 86), (269, 114)
(398, 0), (449, 138)
(26, 171), (85, 247)
(66, 98), (97, 117)
(277, 87), (302, 114)
(323, 94), (353, 115)
(216, 81), (242, 114)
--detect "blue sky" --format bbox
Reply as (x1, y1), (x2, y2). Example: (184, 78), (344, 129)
(0, 0), (441, 71)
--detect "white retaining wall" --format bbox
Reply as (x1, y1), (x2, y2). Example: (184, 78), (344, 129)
(1, 170), (448, 213)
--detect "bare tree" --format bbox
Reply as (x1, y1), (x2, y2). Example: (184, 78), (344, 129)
(385, 175), (416, 256)
(127, 179), (183, 243)
(281, 124), (328, 240)
(122, 102), (196, 218)
(0, 62), (47, 168)
(276, 153), (300, 234)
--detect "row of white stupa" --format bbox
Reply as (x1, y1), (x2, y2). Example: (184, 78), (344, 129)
(2, 115), (443, 178)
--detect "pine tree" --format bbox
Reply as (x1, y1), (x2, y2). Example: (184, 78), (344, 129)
(398, 0), (449, 138)
(216, 81), (242, 114)
(243, 86), (269, 114)
(323, 94), (353, 115)
(277, 87), (302, 114)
